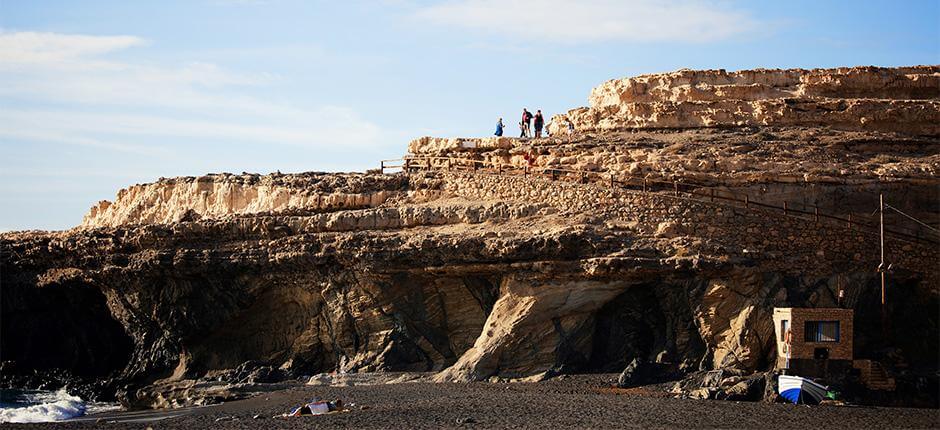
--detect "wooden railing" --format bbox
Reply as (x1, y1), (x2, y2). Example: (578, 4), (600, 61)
(379, 156), (939, 246)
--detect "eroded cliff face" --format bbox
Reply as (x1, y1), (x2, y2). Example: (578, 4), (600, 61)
(548, 66), (940, 136)
(2, 65), (939, 408)
(82, 173), (409, 228)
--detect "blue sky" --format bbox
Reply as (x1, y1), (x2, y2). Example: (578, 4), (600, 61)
(1, 0), (938, 230)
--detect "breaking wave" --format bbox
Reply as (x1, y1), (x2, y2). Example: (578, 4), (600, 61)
(0, 389), (87, 423)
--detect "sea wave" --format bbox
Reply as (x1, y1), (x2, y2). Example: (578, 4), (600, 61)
(0, 389), (87, 423)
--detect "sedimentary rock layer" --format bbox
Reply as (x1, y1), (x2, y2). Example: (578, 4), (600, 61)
(3, 65), (939, 409)
(82, 173), (409, 228)
(548, 66), (940, 135)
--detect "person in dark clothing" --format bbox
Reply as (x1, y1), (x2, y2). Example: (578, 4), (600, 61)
(533, 110), (544, 138)
(522, 108), (533, 138)
(495, 118), (504, 136)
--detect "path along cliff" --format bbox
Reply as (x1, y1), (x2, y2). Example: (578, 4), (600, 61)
(2, 65), (938, 408)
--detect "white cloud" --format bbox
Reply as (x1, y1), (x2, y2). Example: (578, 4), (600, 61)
(0, 31), (144, 65)
(413, 0), (759, 43)
(0, 30), (386, 155)
(0, 107), (380, 149)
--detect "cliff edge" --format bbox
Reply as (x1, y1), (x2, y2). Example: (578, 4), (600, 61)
(2, 65), (938, 408)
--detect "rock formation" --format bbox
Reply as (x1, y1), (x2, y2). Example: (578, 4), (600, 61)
(548, 66), (940, 136)
(2, 65), (938, 408)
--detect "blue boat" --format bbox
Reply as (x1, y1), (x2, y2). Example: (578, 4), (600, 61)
(778, 375), (830, 404)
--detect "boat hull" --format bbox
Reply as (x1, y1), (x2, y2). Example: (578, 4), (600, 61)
(778, 375), (829, 404)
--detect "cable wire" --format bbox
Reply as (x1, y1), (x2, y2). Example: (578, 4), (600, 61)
(884, 204), (940, 233)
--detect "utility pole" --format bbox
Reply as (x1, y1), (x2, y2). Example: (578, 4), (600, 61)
(878, 193), (889, 340)
(880, 193), (885, 309)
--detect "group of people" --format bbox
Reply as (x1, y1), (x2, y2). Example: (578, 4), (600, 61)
(494, 108), (574, 139)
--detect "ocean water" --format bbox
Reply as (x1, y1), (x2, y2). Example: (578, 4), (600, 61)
(0, 388), (119, 423)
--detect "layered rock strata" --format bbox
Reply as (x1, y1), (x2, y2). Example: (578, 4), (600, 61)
(83, 173), (408, 228)
(2, 65), (939, 409)
(547, 66), (940, 136)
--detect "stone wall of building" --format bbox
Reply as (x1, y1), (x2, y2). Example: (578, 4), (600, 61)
(773, 308), (855, 366)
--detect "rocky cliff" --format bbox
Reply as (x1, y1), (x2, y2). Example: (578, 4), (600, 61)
(82, 173), (407, 228)
(2, 65), (938, 408)
(548, 66), (940, 136)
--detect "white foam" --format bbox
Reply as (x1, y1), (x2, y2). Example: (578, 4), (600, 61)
(0, 389), (87, 423)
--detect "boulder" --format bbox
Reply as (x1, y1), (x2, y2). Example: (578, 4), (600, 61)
(617, 358), (656, 388)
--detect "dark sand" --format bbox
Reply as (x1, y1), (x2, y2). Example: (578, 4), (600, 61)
(10, 375), (940, 429)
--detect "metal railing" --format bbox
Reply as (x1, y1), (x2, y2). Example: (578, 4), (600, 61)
(380, 156), (939, 246)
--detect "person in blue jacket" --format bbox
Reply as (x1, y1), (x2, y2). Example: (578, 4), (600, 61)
(495, 118), (504, 136)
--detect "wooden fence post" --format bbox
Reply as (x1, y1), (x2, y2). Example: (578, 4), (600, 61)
(783, 201), (788, 215)
(814, 205), (819, 222)
(643, 179), (648, 192)
(744, 195), (749, 208)
(674, 181), (679, 196)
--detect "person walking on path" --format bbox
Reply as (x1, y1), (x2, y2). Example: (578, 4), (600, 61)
(495, 118), (504, 136)
(534, 110), (544, 138)
(521, 108), (533, 138)
(519, 120), (527, 138)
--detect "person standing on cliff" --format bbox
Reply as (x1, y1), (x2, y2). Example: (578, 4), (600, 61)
(495, 118), (504, 136)
(534, 110), (544, 138)
(521, 108), (533, 138)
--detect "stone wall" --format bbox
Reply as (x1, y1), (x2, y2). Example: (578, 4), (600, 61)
(772, 308), (855, 367)
(432, 171), (937, 284)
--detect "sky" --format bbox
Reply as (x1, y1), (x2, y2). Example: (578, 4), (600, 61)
(1, 0), (938, 231)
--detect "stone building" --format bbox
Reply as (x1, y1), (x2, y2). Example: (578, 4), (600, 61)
(772, 307), (854, 377)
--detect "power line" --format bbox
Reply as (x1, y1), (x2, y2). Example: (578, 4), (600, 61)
(884, 204), (940, 234)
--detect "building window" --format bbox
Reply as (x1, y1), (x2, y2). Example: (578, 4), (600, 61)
(805, 321), (840, 342)
(780, 320), (789, 341)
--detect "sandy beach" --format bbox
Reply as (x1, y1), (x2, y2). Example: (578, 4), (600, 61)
(6, 375), (937, 429)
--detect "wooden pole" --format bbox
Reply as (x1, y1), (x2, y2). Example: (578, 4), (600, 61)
(674, 181), (679, 196)
(879, 193), (888, 339)
(880, 193), (886, 307)
(744, 194), (749, 208)
(783, 201), (788, 215)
